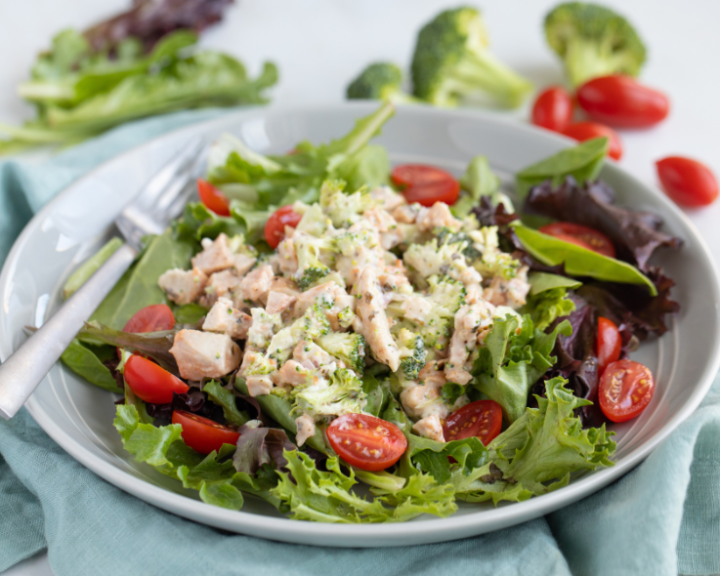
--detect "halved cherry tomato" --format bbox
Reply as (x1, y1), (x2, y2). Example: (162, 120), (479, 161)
(172, 410), (240, 455)
(562, 122), (623, 160)
(531, 86), (574, 132)
(539, 222), (616, 258)
(596, 317), (621, 375)
(577, 75), (670, 128)
(443, 400), (503, 445)
(197, 179), (231, 217)
(124, 354), (189, 404)
(656, 156), (719, 207)
(123, 304), (175, 333)
(598, 359), (655, 423)
(391, 164), (460, 206)
(264, 205), (302, 248)
(326, 413), (407, 471)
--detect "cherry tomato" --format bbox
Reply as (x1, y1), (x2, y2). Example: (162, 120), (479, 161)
(172, 410), (240, 455)
(656, 156), (719, 207)
(123, 304), (175, 333)
(596, 317), (622, 375)
(326, 413), (407, 471)
(531, 86), (574, 132)
(264, 205), (302, 249)
(443, 400), (503, 445)
(124, 354), (188, 404)
(539, 222), (616, 258)
(577, 75), (670, 128)
(562, 122), (623, 161)
(197, 179), (231, 217)
(599, 359), (655, 423)
(391, 164), (460, 207)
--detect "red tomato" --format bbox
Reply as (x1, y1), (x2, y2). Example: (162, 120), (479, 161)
(598, 359), (655, 423)
(577, 75), (670, 128)
(197, 179), (231, 217)
(562, 122), (623, 161)
(531, 86), (574, 132)
(123, 304), (175, 333)
(656, 156), (719, 207)
(326, 413), (407, 471)
(596, 317), (622, 374)
(172, 411), (240, 455)
(264, 205), (302, 248)
(539, 222), (616, 258)
(124, 354), (189, 404)
(443, 400), (503, 445)
(391, 164), (460, 206)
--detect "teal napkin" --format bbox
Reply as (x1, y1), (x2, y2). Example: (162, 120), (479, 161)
(1, 110), (719, 576)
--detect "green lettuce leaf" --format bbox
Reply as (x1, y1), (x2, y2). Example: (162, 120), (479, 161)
(407, 434), (488, 484)
(453, 155), (509, 218)
(527, 271), (582, 296)
(60, 339), (123, 393)
(203, 380), (250, 427)
(523, 286), (576, 331)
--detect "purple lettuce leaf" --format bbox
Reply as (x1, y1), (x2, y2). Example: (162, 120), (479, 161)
(233, 423), (297, 475)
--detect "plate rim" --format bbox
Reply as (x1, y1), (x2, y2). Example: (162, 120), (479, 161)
(3, 102), (720, 546)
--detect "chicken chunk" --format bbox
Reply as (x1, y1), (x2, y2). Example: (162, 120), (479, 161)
(352, 267), (400, 371)
(200, 269), (242, 308)
(416, 202), (462, 233)
(246, 307), (282, 350)
(276, 237), (299, 276)
(391, 204), (422, 224)
(237, 264), (274, 304)
(412, 414), (445, 443)
(483, 266), (530, 309)
(191, 233), (235, 275)
(246, 375), (274, 397)
(363, 207), (403, 250)
(265, 291), (297, 315)
(369, 185), (405, 211)
(293, 281), (354, 330)
(170, 329), (242, 381)
(233, 253), (256, 276)
(276, 359), (311, 387)
(445, 302), (494, 385)
(400, 294), (433, 324)
(158, 268), (207, 305)
(268, 276), (301, 298)
(295, 414), (316, 447)
(202, 297), (252, 339)
(293, 340), (335, 368)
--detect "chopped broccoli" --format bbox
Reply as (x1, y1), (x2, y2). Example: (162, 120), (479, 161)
(293, 232), (335, 290)
(435, 227), (481, 261)
(266, 304), (331, 364)
(337, 306), (355, 329)
(333, 229), (378, 255)
(294, 203), (331, 237)
(414, 276), (466, 352)
(403, 237), (469, 281)
(297, 267), (331, 291)
(247, 308), (283, 349)
(346, 62), (418, 104)
(544, 2), (647, 87)
(292, 367), (367, 418)
(299, 303), (331, 339)
(469, 226), (519, 280)
(396, 328), (427, 380)
(319, 180), (377, 227)
(411, 7), (533, 108)
(316, 332), (366, 374)
(244, 352), (276, 376)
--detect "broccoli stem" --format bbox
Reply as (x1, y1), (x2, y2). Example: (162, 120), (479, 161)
(564, 38), (618, 87)
(452, 52), (533, 109)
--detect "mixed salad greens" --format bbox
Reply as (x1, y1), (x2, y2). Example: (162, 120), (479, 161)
(61, 102), (681, 522)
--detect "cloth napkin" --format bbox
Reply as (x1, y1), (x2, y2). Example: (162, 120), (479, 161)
(1, 110), (719, 576)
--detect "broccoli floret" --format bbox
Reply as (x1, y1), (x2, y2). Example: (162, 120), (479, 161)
(245, 352), (276, 376)
(294, 203), (331, 237)
(337, 306), (355, 329)
(299, 303), (331, 339)
(396, 328), (427, 380)
(403, 237), (469, 281)
(544, 2), (647, 87)
(292, 367), (367, 418)
(319, 180), (377, 227)
(247, 308), (283, 349)
(346, 62), (419, 104)
(266, 304), (331, 364)
(293, 232), (336, 290)
(411, 7), (533, 108)
(296, 267), (330, 291)
(435, 227), (481, 261)
(333, 229), (378, 255)
(469, 226), (519, 280)
(411, 276), (466, 353)
(316, 332), (366, 374)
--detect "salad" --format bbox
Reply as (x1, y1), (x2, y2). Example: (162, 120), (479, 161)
(61, 102), (681, 522)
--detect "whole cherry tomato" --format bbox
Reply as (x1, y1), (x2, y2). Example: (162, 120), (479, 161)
(562, 122), (623, 160)
(539, 222), (616, 258)
(326, 413), (407, 471)
(197, 179), (231, 217)
(391, 164), (460, 207)
(596, 317), (622, 374)
(172, 411), (240, 455)
(443, 400), (503, 445)
(124, 354), (188, 404)
(656, 156), (719, 207)
(577, 75), (670, 128)
(264, 205), (302, 248)
(531, 86), (574, 132)
(599, 359), (655, 423)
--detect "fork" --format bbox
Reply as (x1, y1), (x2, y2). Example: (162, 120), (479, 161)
(0, 137), (206, 420)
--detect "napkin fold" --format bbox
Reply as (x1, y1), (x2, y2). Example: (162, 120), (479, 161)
(0, 110), (718, 576)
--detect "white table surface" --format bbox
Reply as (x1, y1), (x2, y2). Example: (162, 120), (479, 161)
(2, 0), (719, 574)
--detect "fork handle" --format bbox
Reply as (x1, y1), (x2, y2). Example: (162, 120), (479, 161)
(0, 243), (137, 420)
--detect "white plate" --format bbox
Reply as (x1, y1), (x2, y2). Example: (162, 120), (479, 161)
(1, 103), (719, 547)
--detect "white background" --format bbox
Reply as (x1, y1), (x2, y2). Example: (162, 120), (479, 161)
(2, 0), (719, 574)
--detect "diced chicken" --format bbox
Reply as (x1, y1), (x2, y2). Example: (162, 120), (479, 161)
(269, 276), (301, 298)
(158, 268), (207, 305)
(170, 329), (242, 381)
(293, 340), (334, 368)
(202, 297), (252, 339)
(352, 267), (400, 371)
(412, 414), (446, 443)
(246, 375), (274, 397)
(418, 360), (447, 389)
(369, 185), (405, 211)
(483, 266), (530, 309)
(246, 307), (282, 349)
(363, 207), (403, 250)
(400, 294), (433, 324)
(233, 253), (256, 276)
(265, 291), (297, 315)
(378, 263), (412, 300)
(200, 269), (242, 308)
(445, 302), (494, 385)
(192, 233), (235, 275)
(295, 414), (316, 447)
(416, 202), (462, 233)
(293, 281), (355, 330)
(276, 360), (311, 387)
(237, 264), (274, 304)
(391, 204), (422, 224)
(277, 237), (299, 275)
